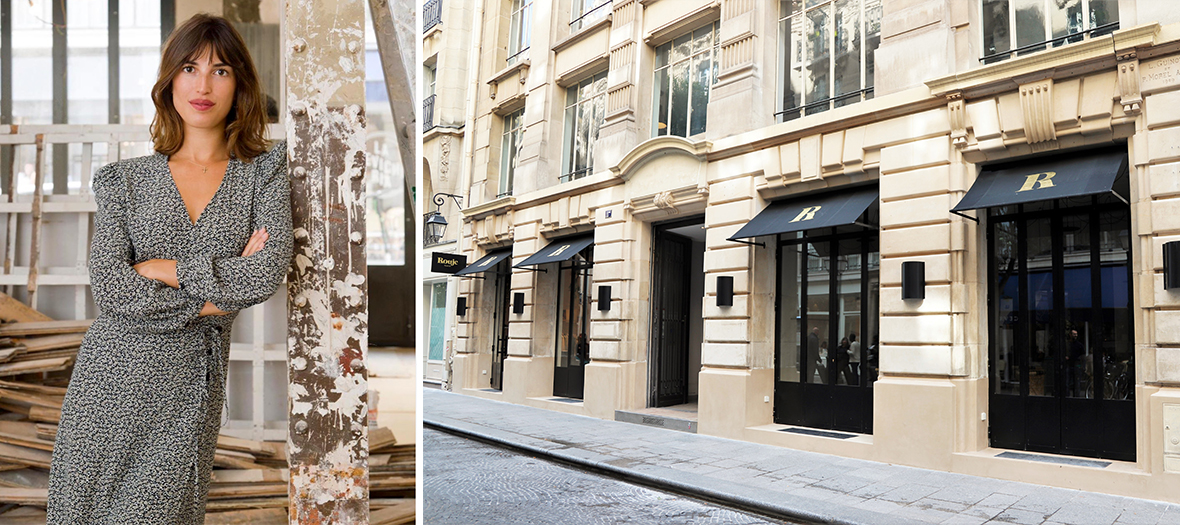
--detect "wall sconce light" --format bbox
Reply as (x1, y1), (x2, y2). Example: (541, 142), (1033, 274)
(456, 297), (467, 316)
(902, 261), (925, 300)
(1166, 241), (1180, 289)
(717, 276), (733, 307)
(598, 285), (611, 311)
(513, 292), (525, 314)
(425, 193), (464, 245)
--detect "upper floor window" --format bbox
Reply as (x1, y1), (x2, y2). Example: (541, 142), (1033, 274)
(653, 22), (719, 138)
(778, 0), (881, 123)
(981, 0), (1117, 64)
(571, 0), (611, 33)
(499, 109), (525, 197)
(508, 0), (534, 65)
(562, 72), (608, 183)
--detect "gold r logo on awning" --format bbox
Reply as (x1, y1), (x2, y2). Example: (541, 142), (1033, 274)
(790, 206), (822, 223)
(1017, 171), (1056, 192)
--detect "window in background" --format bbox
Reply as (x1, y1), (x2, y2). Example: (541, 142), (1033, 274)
(981, 0), (1118, 64)
(561, 71), (607, 183)
(499, 109), (524, 198)
(652, 21), (719, 138)
(508, 0), (533, 65)
(571, 0), (611, 33)
(777, 0), (881, 123)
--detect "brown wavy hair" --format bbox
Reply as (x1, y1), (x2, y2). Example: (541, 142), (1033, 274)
(150, 14), (269, 161)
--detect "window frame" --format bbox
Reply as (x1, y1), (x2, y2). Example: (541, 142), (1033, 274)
(561, 71), (608, 183)
(570, 0), (612, 33)
(651, 21), (720, 139)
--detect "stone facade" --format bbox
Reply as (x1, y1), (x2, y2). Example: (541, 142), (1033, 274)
(431, 0), (1180, 502)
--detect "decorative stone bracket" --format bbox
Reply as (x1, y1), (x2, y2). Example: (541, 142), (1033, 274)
(947, 92), (968, 149)
(1019, 78), (1056, 145)
(1117, 51), (1143, 116)
(626, 184), (710, 220)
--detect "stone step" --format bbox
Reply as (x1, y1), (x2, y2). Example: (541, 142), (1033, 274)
(614, 410), (697, 433)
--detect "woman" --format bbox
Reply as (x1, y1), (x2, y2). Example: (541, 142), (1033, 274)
(47, 14), (292, 523)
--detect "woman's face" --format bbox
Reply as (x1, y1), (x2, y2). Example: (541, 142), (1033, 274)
(171, 48), (236, 131)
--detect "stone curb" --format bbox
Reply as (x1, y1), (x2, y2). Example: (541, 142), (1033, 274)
(424, 411), (904, 525)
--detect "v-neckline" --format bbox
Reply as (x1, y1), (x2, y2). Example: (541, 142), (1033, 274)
(163, 153), (235, 228)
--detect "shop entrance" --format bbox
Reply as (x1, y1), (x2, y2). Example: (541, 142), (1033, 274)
(553, 244), (594, 399)
(986, 196), (1135, 461)
(649, 218), (705, 408)
(490, 260), (511, 391)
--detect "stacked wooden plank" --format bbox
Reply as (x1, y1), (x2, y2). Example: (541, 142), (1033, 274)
(0, 295), (417, 523)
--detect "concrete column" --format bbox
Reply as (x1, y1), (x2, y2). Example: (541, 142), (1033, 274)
(284, 0), (369, 520)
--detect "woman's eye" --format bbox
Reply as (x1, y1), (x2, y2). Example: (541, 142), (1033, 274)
(182, 66), (195, 73)
(215, 69), (229, 77)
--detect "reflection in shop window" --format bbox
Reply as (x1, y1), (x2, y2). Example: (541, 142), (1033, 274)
(980, 0), (1118, 64)
(652, 22), (719, 138)
(777, 0), (881, 123)
(561, 71), (607, 183)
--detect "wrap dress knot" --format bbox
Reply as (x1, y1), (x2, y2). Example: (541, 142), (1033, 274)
(45, 140), (292, 524)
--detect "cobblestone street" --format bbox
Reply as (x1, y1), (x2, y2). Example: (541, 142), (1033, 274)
(423, 428), (791, 524)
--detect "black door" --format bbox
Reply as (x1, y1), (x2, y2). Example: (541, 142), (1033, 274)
(554, 246), (593, 399)
(987, 196), (1134, 461)
(774, 228), (879, 434)
(650, 224), (693, 407)
(490, 262), (511, 391)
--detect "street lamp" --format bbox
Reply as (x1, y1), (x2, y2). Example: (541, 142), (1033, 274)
(426, 193), (464, 245)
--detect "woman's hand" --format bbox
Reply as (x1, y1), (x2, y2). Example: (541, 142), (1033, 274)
(133, 259), (179, 288)
(198, 301), (229, 316)
(241, 227), (268, 257)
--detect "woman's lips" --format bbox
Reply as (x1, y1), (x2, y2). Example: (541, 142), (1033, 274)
(189, 100), (214, 111)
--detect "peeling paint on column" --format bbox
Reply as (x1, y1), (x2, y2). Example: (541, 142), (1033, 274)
(284, 0), (370, 522)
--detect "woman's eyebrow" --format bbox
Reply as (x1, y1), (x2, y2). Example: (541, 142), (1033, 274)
(181, 59), (233, 68)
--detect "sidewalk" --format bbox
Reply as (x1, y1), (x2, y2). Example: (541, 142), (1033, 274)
(423, 388), (1178, 525)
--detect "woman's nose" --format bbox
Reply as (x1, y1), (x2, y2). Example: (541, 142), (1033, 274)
(196, 74), (212, 94)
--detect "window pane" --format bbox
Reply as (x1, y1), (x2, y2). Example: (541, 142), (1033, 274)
(669, 61), (689, 137)
(1062, 213), (1093, 399)
(805, 5), (830, 108)
(654, 67), (670, 135)
(865, 0), (881, 95)
(1090, 0), (1118, 29)
(982, 0), (1011, 58)
(563, 101), (577, 175)
(864, 237), (879, 386)
(671, 34), (691, 64)
(1100, 209), (1132, 400)
(780, 14), (805, 120)
(655, 42), (671, 69)
(780, 244), (803, 382)
(805, 241), (830, 385)
(1050, 0), (1083, 44)
(833, 0), (860, 104)
(994, 220), (1020, 396)
(428, 283), (448, 361)
(575, 96), (591, 172)
(689, 54), (710, 136)
(1026, 216), (1054, 397)
(780, 0), (802, 19)
(834, 238), (861, 387)
(1014, 0), (1047, 52)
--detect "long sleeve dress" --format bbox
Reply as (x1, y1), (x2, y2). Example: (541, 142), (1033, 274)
(46, 140), (292, 524)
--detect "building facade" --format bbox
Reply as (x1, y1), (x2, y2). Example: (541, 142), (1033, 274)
(427, 0), (1180, 502)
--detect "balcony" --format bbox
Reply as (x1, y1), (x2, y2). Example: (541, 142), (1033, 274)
(423, 94), (436, 133)
(424, 0), (442, 33)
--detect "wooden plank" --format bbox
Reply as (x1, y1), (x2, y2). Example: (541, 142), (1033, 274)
(370, 500), (415, 525)
(13, 333), (84, 352)
(0, 443), (51, 469)
(0, 389), (62, 409)
(204, 497), (289, 511)
(210, 468), (288, 484)
(0, 421), (55, 452)
(0, 356), (72, 377)
(0, 320), (91, 337)
(213, 453), (266, 470)
(0, 469), (49, 489)
(0, 380), (68, 396)
(33, 424), (54, 442)
(204, 508), (288, 525)
(26, 135), (43, 310)
(216, 434), (275, 457)
(0, 292), (51, 323)
(207, 482), (287, 500)
(28, 406), (59, 424)
(370, 426), (397, 451)
(0, 487), (47, 506)
(8, 348), (77, 363)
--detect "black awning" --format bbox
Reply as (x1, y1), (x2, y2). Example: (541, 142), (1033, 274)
(951, 150), (1128, 213)
(454, 249), (513, 276)
(728, 187), (878, 241)
(514, 234), (595, 268)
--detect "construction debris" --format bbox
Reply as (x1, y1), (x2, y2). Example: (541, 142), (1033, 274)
(0, 294), (416, 523)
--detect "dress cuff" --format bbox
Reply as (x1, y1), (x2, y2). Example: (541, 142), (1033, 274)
(176, 255), (214, 299)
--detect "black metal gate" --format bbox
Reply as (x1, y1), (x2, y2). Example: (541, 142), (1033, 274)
(553, 247), (593, 399)
(490, 262), (511, 391)
(650, 222), (694, 407)
(987, 196), (1135, 461)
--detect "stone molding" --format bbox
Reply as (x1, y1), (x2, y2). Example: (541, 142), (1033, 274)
(609, 135), (712, 181)
(626, 184), (710, 221)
